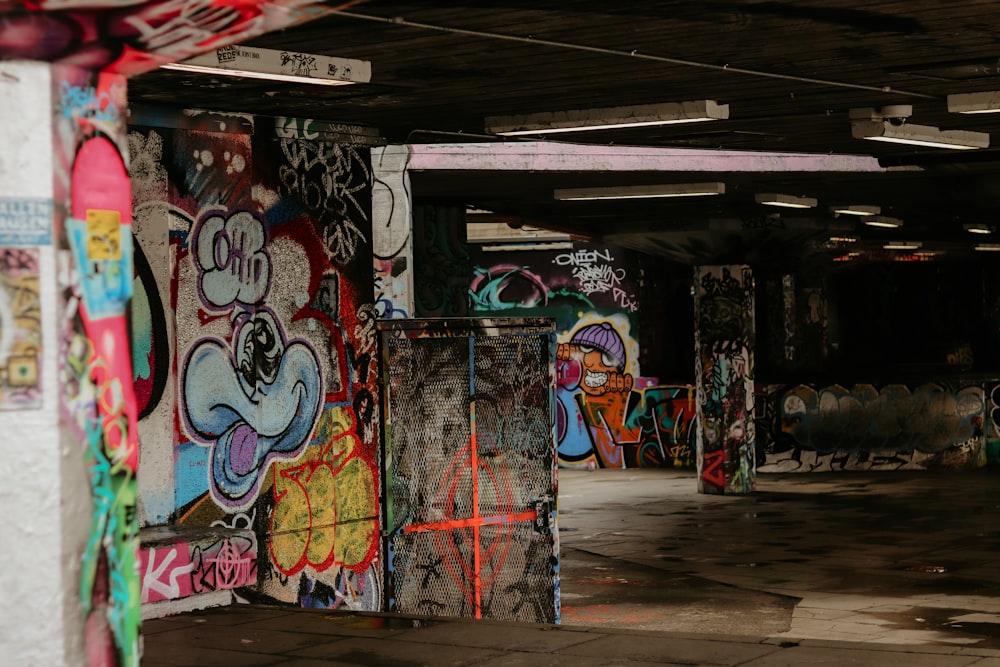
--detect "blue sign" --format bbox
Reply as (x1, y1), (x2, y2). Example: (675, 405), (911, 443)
(0, 197), (52, 245)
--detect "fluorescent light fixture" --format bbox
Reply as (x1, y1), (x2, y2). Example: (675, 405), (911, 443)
(486, 100), (729, 136)
(754, 193), (817, 209)
(833, 204), (881, 216)
(554, 182), (725, 201)
(829, 235), (859, 243)
(467, 221), (571, 243)
(976, 243), (1000, 251)
(964, 223), (994, 234)
(865, 215), (903, 228)
(482, 242), (574, 252)
(161, 45), (371, 86)
(883, 241), (922, 250)
(851, 120), (989, 150)
(948, 91), (1000, 114)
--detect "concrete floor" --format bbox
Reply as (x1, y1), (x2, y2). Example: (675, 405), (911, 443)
(557, 468), (1000, 646)
(141, 468), (1000, 665)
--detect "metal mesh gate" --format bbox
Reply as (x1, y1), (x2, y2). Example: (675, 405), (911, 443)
(378, 318), (559, 624)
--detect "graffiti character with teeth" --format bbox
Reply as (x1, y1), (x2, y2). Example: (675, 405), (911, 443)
(557, 322), (634, 397)
(556, 321), (640, 468)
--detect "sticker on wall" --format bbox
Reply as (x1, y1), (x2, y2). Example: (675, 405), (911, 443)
(0, 247), (42, 409)
(0, 197), (52, 246)
(66, 215), (133, 320)
(86, 209), (122, 260)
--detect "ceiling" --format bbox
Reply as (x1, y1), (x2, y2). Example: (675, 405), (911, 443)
(16, 1), (1000, 268)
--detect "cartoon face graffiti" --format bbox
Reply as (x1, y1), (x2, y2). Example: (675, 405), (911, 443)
(558, 322), (634, 396)
(182, 307), (323, 510)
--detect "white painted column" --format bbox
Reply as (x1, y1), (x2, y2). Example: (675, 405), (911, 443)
(371, 145), (415, 319)
(0, 60), (90, 666)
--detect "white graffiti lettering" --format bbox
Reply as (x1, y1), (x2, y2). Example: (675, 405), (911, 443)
(142, 546), (194, 601)
(553, 248), (613, 267)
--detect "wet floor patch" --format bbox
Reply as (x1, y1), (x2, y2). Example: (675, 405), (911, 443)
(559, 547), (797, 635)
(869, 606), (1000, 648)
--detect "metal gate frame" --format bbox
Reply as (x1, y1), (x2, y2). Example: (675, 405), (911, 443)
(377, 317), (560, 623)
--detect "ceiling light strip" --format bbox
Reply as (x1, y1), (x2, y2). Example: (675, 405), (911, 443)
(553, 182), (725, 200)
(833, 204), (880, 216)
(487, 101), (728, 136)
(883, 241), (922, 250)
(755, 193), (817, 209)
(964, 223), (994, 235)
(865, 215), (904, 228)
(161, 46), (371, 86)
(851, 120), (989, 150)
(948, 91), (1000, 114)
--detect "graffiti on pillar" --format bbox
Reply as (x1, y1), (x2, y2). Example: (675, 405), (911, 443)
(695, 266), (755, 495)
(759, 382), (986, 472)
(371, 147), (413, 320)
(130, 118), (382, 611)
(0, 0), (326, 76)
(53, 68), (140, 666)
(0, 248), (42, 409)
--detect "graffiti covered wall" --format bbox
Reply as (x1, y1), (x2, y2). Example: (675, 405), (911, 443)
(130, 112), (381, 610)
(467, 241), (694, 469)
(758, 381), (989, 472)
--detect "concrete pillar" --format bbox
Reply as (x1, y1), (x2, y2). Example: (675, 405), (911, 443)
(694, 265), (756, 494)
(371, 145), (415, 319)
(0, 61), (140, 665)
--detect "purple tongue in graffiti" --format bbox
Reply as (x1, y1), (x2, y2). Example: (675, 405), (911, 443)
(229, 424), (259, 476)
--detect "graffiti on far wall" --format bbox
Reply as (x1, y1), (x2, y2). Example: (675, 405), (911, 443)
(555, 314), (695, 469)
(757, 381), (988, 472)
(467, 242), (676, 468)
(469, 244), (639, 316)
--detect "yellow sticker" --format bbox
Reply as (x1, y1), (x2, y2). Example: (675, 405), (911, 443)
(86, 209), (121, 260)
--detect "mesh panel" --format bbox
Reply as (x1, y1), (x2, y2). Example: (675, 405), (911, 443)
(479, 522), (557, 623)
(383, 329), (557, 624)
(386, 337), (472, 532)
(390, 530), (476, 618)
(474, 335), (553, 512)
